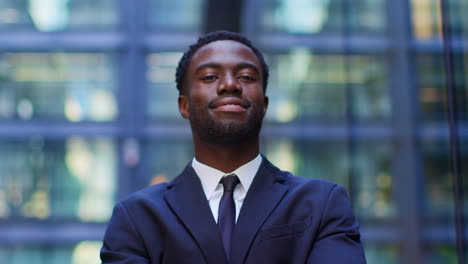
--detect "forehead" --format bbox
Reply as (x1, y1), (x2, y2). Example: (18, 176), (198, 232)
(189, 40), (261, 69)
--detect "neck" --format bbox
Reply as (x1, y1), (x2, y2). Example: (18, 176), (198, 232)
(193, 136), (260, 173)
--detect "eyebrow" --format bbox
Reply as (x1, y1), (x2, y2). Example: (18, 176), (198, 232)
(194, 62), (260, 75)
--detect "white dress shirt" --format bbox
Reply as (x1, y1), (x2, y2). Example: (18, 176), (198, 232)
(192, 154), (262, 223)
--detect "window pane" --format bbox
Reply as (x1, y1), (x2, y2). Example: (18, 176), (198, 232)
(259, 0), (386, 35)
(411, 0), (468, 40)
(262, 138), (394, 220)
(146, 52), (182, 120)
(0, 0), (117, 32)
(0, 241), (101, 264)
(147, 0), (204, 32)
(145, 139), (193, 188)
(417, 53), (468, 121)
(265, 51), (390, 122)
(424, 244), (458, 264)
(0, 137), (116, 221)
(422, 139), (468, 220)
(364, 244), (400, 264)
(0, 52), (117, 121)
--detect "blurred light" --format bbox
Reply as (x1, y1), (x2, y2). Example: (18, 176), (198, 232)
(65, 137), (115, 221)
(266, 140), (296, 173)
(72, 241), (102, 264)
(17, 99), (34, 120)
(150, 174), (169, 186)
(21, 190), (50, 219)
(274, 0), (330, 33)
(89, 89), (117, 121)
(66, 137), (92, 180)
(421, 87), (441, 102)
(411, 0), (442, 39)
(65, 96), (83, 122)
(29, 0), (70, 32)
(376, 172), (392, 190)
(276, 100), (297, 122)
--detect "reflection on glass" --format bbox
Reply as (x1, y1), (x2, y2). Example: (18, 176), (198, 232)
(0, 241), (101, 264)
(146, 139), (193, 188)
(262, 138), (394, 219)
(147, 0), (203, 31)
(265, 50), (390, 122)
(0, 137), (116, 221)
(147, 52), (183, 120)
(363, 244), (399, 264)
(0, 53), (117, 121)
(417, 53), (468, 121)
(424, 244), (458, 264)
(422, 140), (468, 219)
(260, 0), (386, 34)
(0, 0), (117, 31)
(411, 0), (468, 40)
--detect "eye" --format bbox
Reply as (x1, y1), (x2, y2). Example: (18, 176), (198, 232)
(200, 75), (218, 81)
(238, 75), (256, 82)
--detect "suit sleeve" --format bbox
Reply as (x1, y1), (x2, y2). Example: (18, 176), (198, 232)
(307, 185), (366, 263)
(100, 202), (151, 264)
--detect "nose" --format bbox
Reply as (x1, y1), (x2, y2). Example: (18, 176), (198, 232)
(217, 73), (242, 95)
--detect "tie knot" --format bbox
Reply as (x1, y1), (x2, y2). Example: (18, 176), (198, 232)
(220, 174), (240, 192)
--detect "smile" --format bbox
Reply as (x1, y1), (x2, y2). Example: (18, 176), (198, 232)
(209, 96), (251, 113)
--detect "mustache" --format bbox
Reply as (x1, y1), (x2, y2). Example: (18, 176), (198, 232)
(208, 96), (252, 108)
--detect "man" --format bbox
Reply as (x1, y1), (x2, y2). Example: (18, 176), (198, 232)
(101, 31), (366, 264)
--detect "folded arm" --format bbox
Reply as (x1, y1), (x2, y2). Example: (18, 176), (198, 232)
(307, 185), (366, 263)
(100, 202), (150, 264)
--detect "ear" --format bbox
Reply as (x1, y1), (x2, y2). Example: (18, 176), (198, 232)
(262, 95), (269, 117)
(178, 95), (190, 119)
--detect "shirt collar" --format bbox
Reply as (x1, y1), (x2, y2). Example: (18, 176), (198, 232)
(192, 154), (262, 200)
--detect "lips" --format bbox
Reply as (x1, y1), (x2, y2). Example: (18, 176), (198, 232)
(209, 96), (251, 112)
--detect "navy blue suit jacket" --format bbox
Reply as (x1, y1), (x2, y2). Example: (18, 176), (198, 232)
(101, 157), (366, 263)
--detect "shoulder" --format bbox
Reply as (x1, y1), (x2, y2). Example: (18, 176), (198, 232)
(262, 156), (340, 192)
(115, 182), (170, 212)
(117, 170), (186, 208)
(290, 174), (345, 195)
(262, 157), (348, 201)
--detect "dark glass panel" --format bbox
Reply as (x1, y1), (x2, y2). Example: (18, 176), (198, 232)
(145, 139), (193, 188)
(265, 51), (390, 122)
(411, 0), (468, 40)
(259, 0), (386, 35)
(147, 0), (204, 32)
(363, 244), (400, 264)
(421, 139), (468, 220)
(0, 241), (101, 264)
(417, 53), (468, 121)
(146, 52), (183, 120)
(0, 137), (116, 221)
(0, 0), (117, 32)
(262, 138), (394, 220)
(424, 244), (458, 263)
(0, 52), (117, 121)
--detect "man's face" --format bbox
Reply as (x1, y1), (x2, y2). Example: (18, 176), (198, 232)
(178, 40), (268, 144)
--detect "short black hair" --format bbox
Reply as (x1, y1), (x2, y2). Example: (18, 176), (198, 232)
(175, 30), (269, 95)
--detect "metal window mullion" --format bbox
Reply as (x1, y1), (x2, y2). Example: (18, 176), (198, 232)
(386, 0), (424, 263)
(439, 0), (466, 262)
(117, 0), (148, 198)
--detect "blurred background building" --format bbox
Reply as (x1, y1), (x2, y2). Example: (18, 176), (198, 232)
(0, 0), (466, 263)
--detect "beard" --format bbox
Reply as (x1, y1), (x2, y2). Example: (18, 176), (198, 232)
(188, 99), (264, 145)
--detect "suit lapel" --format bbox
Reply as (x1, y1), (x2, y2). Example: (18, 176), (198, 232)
(164, 165), (227, 264)
(230, 158), (289, 264)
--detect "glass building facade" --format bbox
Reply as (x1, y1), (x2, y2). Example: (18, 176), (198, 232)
(0, 0), (466, 263)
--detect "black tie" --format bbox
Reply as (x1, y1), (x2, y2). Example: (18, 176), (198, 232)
(218, 174), (240, 260)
